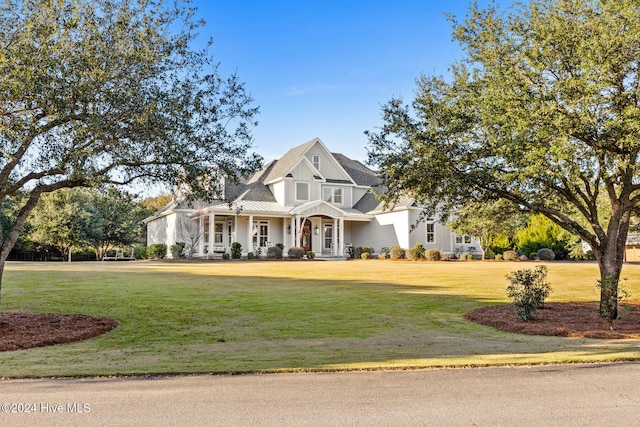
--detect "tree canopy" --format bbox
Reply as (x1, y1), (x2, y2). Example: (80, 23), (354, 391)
(366, 0), (640, 320)
(0, 0), (261, 287)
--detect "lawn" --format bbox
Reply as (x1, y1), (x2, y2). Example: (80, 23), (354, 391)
(1, 259), (640, 377)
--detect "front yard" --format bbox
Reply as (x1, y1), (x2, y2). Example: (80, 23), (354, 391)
(1, 259), (639, 377)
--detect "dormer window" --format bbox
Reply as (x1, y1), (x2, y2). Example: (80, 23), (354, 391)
(312, 155), (320, 170)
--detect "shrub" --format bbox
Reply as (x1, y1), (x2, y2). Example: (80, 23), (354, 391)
(536, 248), (556, 261)
(529, 252), (538, 260)
(503, 250), (519, 261)
(464, 253), (474, 260)
(485, 248), (496, 260)
(406, 247), (420, 260)
(519, 254), (529, 261)
(495, 254), (503, 261)
(506, 265), (552, 321)
(425, 249), (442, 261)
(288, 246), (306, 259)
(222, 253), (230, 260)
(379, 247), (390, 259)
(275, 243), (285, 250)
(134, 246), (148, 259)
(147, 243), (167, 259)
(354, 246), (374, 258)
(389, 246), (405, 259)
(361, 252), (371, 259)
(414, 243), (425, 258)
(267, 246), (283, 259)
(247, 252), (254, 259)
(171, 242), (186, 259)
(231, 242), (242, 259)
(345, 245), (355, 258)
(306, 251), (315, 259)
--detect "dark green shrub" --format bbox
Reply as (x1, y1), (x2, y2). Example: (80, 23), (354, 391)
(506, 265), (552, 321)
(414, 243), (425, 258)
(379, 247), (390, 259)
(425, 249), (442, 261)
(503, 250), (519, 261)
(275, 243), (285, 250)
(306, 251), (315, 259)
(231, 242), (242, 259)
(288, 246), (306, 259)
(147, 243), (167, 259)
(171, 242), (186, 258)
(222, 252), (230, 260)
(389, 246), (405, 259)
(247, 252), (254, 259)
(536, 248), (555, 261)
(529, 252), (538, 260)
(406, 247), (420, 260)
(267, 246), (283, 259)
(134, 246), (148, 259)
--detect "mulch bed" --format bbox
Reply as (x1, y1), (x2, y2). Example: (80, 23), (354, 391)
(465, 301), (640, 339)
(0, 313), (118, 352)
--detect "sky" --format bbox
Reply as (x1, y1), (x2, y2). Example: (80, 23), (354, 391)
(190, 0), (504, 164)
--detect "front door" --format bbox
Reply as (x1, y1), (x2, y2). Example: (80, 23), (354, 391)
(324, 224), (333, 254)
(301, 219), (312, 252)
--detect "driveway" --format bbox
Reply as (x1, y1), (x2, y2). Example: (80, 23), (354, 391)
(2, 362), (639, 426)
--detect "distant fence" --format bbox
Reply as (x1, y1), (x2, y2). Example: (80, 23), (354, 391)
(7, 249), (96, 262)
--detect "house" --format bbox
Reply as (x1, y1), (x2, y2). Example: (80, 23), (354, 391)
(144, 138), (480, 258)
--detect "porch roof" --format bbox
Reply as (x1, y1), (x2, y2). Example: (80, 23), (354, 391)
(201, 200), (372, 221)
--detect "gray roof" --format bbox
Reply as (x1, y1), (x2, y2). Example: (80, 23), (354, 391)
(332, 153), (380, 187)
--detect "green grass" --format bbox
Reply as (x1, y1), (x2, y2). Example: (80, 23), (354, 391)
(1, 259), (640, 377)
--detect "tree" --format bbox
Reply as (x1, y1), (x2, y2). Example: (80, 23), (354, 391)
(515, 214), (570, 260)
(0, 1), (261, 299)
(448, 199), (524, 260)
(366, 0), (640, 321)
(27, 188), (93, 260)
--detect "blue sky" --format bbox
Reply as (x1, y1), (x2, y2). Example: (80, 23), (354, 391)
(192, 1), (503, 163)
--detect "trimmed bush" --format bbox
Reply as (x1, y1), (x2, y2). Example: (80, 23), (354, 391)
(506, 265), (552, 321)
(171, 242), (186, 258)
(379, 247), (390, 259)
(530, 252), (538, 260)
(306, 251), (315, 259)
(485, 248), (496, 260)
(406, 247), (421, 260)
(247, 252), (254, 259)
(222, 253), (230, 260)
(267, 246), (283, 259)
(147, 243), (167, 259)
(414, 243), (425, 258)
(361, 252), (371, 260)
(425, 249), (442, 261)
(288, 246), (306, 259)
(495, 254), (503, 261)
(134, 246), (148, 259)
(389, 246), (405, 259)
(354, 246), (374, 258)
(503, 250), (519, 261)
(536, 248), (556, 261)
(231, 242), (242, 259)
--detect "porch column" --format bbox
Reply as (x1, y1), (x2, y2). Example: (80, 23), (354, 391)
(282, 218), (287, 249)
(339, 217), (345, 256)
(207, 213), (215, 256)
(247, 214), (254, 254)
(198, 215), (205, 256)
(294, 215), (300, 249)
(333, 218), (338, 255)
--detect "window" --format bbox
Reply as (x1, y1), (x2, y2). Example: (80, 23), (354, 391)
(312, 155), (320, 169)
(426, 223), (435, 243)
(324, 225), (333, 250)
(455, 234), (472, 244)
(455, 234), (463, 244)
(214, 222), (224, 245)
(464, 235), (472, 244)
(252, 221), (269, 247)
(323, 187), (343, 204)
(295, 182), (309, 201)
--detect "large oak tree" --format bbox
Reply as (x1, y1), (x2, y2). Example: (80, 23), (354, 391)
(367, 0), (640, 321)
(0, 0), (261, 297)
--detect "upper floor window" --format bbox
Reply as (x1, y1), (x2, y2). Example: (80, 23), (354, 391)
(312, 155), (320, 169)
(323, 187), (342, 204)
(426, 222), (435, 243)
(295, 182), (309, 201)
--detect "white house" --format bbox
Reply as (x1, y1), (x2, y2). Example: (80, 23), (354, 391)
(144, 138), (480, 258)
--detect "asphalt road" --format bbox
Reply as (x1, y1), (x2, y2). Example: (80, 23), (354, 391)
(2, 362), (640, 426)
